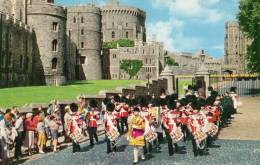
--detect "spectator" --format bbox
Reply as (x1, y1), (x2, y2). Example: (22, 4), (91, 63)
(14, 113), (25, 160)
(64, 105), (72, 143)
(4, 109), (12, 127)
(49, 116), (59, 152)
(0, 113), (8, 164)
(24, 113), (35, 156)
(37, 116), (46, 154)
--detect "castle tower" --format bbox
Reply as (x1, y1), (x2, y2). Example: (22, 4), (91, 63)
(67, 5), (102, 80)
(101, 0), (146, 42)
(27, 0), (67, 85)
(224, 21), (252, 73)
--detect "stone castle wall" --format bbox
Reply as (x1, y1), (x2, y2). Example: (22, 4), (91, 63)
(224, 21), (252, 73)
(0, 11), (43, 87)
(103, 40), (166, 80)
(101, 4), (146, 42)
(27, 1), (67, 85)
(67, 5), (102, 80)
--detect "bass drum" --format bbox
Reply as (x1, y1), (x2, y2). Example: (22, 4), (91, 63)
(170, 128), (184, 143)
(106, 127), (120, 142)
(144, 129), (157, 143)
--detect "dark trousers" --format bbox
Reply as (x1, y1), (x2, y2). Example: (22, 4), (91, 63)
(120, 117), (128, 133)
(14, 131), (24, 158)
(72, 141), (81, 153)
(87, 127), (98, 146)
(106, 136), (117, 153)
(165, 131), (179, 156)
(116, 119), (121, 133)
(143, 141), (153, 155)
(192, 136), (206, 157)
(157, 132), (164, 143)
(181, 125), (189, 141)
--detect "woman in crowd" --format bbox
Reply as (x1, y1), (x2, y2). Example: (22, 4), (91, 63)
(37, 116), (46, 154)
(24, 113), (35, 156)
(49, 116), (59, 152)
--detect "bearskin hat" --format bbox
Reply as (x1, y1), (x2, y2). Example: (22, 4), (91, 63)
(113, 95), (121, 102)
(159, 98), (167, 106)
(230, 87), (237, 92)
(120, 96), (127, 103)
(179, 98), (188, 106)
(89, 99), (98, 108)
(206, 96), (215, 106)
(106, 103), (115, 112)
(133, 107), (140, 112)
(191, 99), (200, 110)
(186, 94), (197, 104)
(138, 96), (148, 107)
(103, 97), (110, 106)
(70, 103), (78, 113)
(170, 93), (178, 101)
(167, 99), (177, 109)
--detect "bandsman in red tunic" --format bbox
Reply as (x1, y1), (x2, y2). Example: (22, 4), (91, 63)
(104, 103), (119, 153)
(86, 100), (100, 147)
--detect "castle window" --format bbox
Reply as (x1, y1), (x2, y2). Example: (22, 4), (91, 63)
(150, 59), (152, 64)
(73, 17), (76, 23)
(112, 31), (115, 38)
(81, 17), (84, 23)
(80, 56), (86, 64)
(25, 56), (29, 71)
(81, 42), (84, 49)
(47, 0), (54, 3)
(126, 23), (128, 27)
(143, 49), (145, 54)
(19, 55), (23, 69)
(112, 22), (115, 27)
(1, 52), (5, 67)
(8, 52), (12, 67)
(126, 32), (129, 38)
(81, 29), (84, 35)
(53, 22), (58, 32)
(52, 40), (58, 52)
(51, 58), (57, 70)
(113, 54), (117, 59)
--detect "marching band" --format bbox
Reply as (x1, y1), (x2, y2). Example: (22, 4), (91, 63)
(62, 86), (239, 164)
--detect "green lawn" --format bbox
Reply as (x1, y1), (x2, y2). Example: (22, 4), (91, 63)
(178, 79), (193, 97)
(0, 80), (143, 108)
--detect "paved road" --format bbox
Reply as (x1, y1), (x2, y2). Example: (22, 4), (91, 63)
(219, 96), (260, 140)
(24, 137), (260, 165)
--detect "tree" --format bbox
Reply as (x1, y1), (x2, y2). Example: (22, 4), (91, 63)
(237, 0), (260, 73)
(120, 60), (143, 79)
(103, 39), (134, 49)
(165, 57), (179, 66)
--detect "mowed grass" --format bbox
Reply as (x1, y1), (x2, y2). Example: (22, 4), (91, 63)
(0, 80), (143, 108)
(178, 79), (193, 97)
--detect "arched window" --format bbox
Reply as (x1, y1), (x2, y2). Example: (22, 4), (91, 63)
(126, 32), (129, 38)
(81, 29), (84, 35)
(73, 17), (76, 23)
(52, 40), (57, 52)
(52, 58), (57, 70)
(112, 31), (115, 38)
(81, 17), (84, 23)
(19, 55), (23, 69)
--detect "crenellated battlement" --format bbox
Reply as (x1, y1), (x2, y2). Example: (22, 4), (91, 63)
(0, 10), (33, 32)
(101, 6), (146, 18)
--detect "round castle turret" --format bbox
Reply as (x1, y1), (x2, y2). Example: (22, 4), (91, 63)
(101, 0), (146, 42)
(27, 0), (67, 85)
(67, 5), (102, 80)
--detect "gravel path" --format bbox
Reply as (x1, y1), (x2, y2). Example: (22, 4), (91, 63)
(219, 96), (260, 141)
(24, 137), (260, 165)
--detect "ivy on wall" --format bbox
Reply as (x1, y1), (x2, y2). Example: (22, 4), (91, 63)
(103, 39), (134, 49)
(120, 60), (143, 79)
